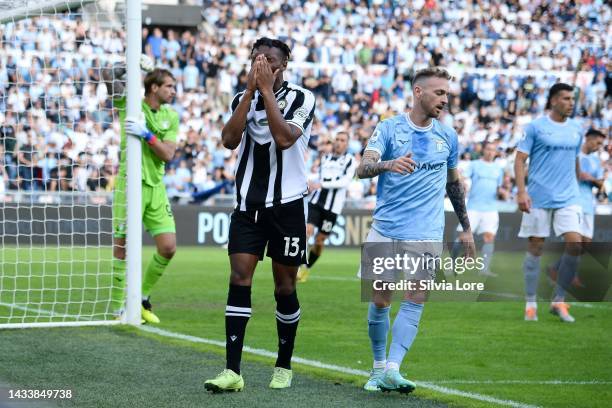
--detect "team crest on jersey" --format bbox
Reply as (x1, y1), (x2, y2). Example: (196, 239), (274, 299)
(434, 138), (444, 151)
(161, 121), (169, 130)
(278, 99), (287, 110)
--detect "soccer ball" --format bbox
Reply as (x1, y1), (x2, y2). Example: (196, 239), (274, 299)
(140, 54), (155, 73)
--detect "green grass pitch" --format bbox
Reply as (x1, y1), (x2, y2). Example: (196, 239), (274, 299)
(0, 247), (610, 407)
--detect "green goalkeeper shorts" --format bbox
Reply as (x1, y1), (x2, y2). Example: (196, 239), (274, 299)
(113, 176), (176, 238)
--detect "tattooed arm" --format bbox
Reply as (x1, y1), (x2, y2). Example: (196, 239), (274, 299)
(356, 150), (416, 179)
(447, 167), (475, 258)
(447, 168), (470, 231)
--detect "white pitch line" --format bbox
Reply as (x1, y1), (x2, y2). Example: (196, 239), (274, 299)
(423, 380), (612, 385)
(139, 325), (540, 408)
(569, 302), (612, 310)
(305, 276), (360, 282)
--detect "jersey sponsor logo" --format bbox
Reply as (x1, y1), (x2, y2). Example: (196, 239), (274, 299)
(257, 118), (269, 127)
(413, 161), (445, 172)
(543, 145), (577, 152)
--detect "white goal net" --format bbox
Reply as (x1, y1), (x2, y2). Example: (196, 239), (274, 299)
(0, 0), (128, 327)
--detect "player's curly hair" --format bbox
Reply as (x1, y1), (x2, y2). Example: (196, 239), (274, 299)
(144, 68), (175, 95)
(251, 37), (291, 60)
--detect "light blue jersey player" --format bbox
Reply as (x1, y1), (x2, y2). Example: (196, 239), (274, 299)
(465, 150), (505, 213)
(577, 129), (606, 240)
(515, 83), (584, 323)
(356, 68), (474, 394)
(547, 129), (607, 295)
(455, 142), (507, 276)
(366, 112), (459, 241)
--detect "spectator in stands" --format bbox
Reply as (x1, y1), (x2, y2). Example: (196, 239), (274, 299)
(17, 134), (38, 191)
(0, 122), (17, 186)
(192, 160), (208, 192)
(163, 167), (182, 199)
(146, 27), (164, 61)
(183, 59), (199, 91)
(175, 159), (192, 192)
(0, 154), (6, 201)
(38, 150), (58, 190)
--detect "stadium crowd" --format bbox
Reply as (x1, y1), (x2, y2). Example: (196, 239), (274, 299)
(0, 0), (610, 207)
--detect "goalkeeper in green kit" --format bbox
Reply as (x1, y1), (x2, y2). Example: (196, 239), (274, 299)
(102, 55), (178, 323)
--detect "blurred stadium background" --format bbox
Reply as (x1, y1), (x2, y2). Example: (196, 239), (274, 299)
(0, 0), (610, 207)
(0, 1), (610, 407)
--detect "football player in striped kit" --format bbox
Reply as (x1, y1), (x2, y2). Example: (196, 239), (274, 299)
(298, 130), (356, 282)
(205, 37), (316, 392)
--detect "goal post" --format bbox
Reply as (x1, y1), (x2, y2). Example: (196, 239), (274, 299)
(124, 0), (142, 326)
(0, 0), (142, 328)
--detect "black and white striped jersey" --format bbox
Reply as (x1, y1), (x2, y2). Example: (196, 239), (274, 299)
(230, 81), (316, 211)
(310, 153), (356, 214)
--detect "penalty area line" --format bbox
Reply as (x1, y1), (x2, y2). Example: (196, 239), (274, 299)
(139, 325), (540, 408)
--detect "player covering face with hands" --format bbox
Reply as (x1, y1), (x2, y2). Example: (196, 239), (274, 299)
(357, 67), (474, 393)
(205, 38), (316, 392)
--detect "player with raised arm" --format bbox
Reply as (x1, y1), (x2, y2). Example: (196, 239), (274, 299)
(102, 57), (179, 324)
(357, 67), (475, 393)
(297, 131), (356, 283)
(515, 83), (584, 323)
(453, 142), (508, 276)
(204, 38), (316, 392)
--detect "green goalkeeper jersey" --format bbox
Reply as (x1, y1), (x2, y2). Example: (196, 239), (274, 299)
(114, 96), (179, 187)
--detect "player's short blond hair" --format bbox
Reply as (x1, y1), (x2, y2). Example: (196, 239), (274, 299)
(412, 67), (452, 87)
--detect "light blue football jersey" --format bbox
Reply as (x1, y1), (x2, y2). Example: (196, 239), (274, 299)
(517, 116), (583, 209)
(365, 114), (458, 241)
(578, 152), (604, 215)
(465, 160), (504, 212)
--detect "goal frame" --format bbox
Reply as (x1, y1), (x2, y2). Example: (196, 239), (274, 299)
(0, 0), (143, 328)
